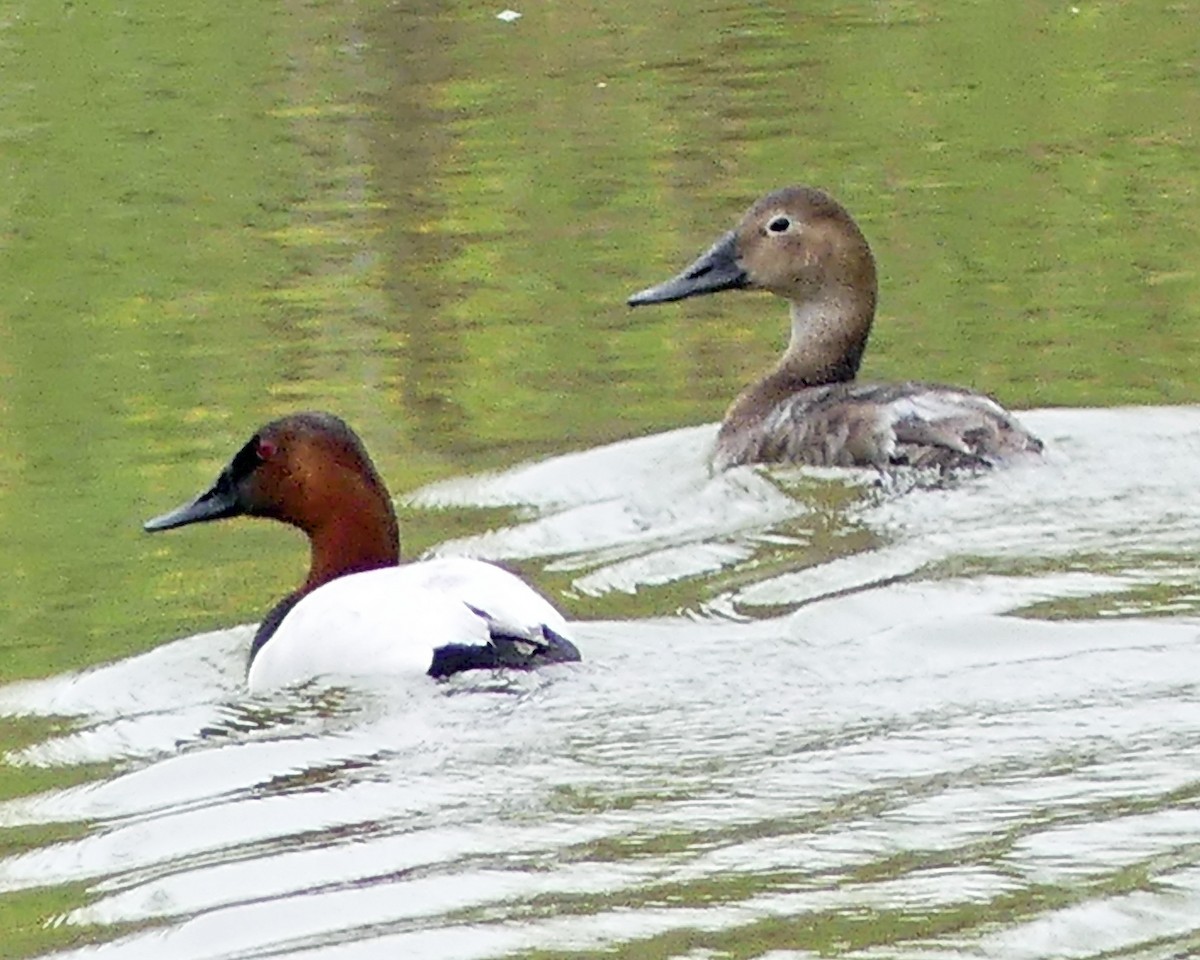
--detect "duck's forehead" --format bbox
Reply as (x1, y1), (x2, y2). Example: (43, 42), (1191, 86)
(229, 432), (266, 477)
(256, 420), (302, 451)
(259, 413), (342, 448)
(742, 186), (840, 227)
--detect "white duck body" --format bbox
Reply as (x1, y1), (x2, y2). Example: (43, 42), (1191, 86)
(143, 413), (581, 693)
(247, 557), (573, 694)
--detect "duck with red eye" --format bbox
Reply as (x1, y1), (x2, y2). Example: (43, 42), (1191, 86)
(144, 412), (580, 693)
(628, 186), (1043, 473)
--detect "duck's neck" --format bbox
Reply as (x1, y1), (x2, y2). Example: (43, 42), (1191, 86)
(721, 291), (876, 434)
(250, 504), (399, 664)
(251, 473), (401, 662)
(777, 293), (875, 387)
(303, 500), (401, 595)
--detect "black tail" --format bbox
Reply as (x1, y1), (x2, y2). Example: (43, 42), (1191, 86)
(427, 624), (582, 679)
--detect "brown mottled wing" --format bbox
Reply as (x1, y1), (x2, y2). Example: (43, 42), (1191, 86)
(713, 381), (1041, 471)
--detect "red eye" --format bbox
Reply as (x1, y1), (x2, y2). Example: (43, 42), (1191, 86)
(257, 440), (277, 460)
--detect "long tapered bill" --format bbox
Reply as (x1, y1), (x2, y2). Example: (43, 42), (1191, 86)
(144, 473), (241, 532)
(627, 230), (747, 306)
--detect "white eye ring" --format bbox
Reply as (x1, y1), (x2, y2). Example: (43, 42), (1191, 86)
(767, 215), (791, 234)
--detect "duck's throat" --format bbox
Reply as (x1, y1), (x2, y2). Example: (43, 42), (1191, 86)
(780, 296), (874, 387)
(303, 514), (400, 593)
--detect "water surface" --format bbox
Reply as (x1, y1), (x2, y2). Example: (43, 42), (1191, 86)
(5, 408), (1200, 958)
(2, 0), (1200, 956)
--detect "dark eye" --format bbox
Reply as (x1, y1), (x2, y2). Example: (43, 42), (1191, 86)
(767, 216), (791, 234)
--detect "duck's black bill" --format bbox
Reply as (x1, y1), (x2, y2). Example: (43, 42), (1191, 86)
(627, 230), (748, 306)
(144, 472), (242, 532)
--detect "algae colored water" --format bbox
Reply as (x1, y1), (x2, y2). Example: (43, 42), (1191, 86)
(2, 0), (1200, 956)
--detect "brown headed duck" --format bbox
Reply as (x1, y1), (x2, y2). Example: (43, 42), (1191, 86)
(628, 186), (1042, 472)
(144, 412), (580, 693)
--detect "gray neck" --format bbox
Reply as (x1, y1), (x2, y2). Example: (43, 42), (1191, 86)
(719, 281), (878, 443)
(777, 292), (875, 387)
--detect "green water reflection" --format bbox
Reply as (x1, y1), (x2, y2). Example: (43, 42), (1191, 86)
(2, 0), (1200, 953)
(3, 0), (1199, 676)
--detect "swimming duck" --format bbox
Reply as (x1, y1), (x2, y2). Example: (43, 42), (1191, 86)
(144, 412), (580, 693)
(628, 186), (1043, 472)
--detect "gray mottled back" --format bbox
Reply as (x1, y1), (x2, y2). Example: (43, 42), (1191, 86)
(713, 380), (1044, 472)
(626, 184), (1043, 474)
